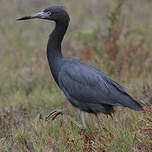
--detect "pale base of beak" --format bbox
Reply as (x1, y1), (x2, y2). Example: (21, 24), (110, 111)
(17, 11), (48, 21)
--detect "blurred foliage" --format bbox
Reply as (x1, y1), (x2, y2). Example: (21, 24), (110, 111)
(76, 30), (97, 44)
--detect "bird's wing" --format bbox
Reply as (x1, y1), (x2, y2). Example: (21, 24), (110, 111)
(58, 60), (124, 106)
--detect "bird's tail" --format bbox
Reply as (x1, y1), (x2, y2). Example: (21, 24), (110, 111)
(130, 100), (143, 111)
(123, 96), (143, 111)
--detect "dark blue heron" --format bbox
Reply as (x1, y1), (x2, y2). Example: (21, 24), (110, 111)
(17, 6), (143, 128)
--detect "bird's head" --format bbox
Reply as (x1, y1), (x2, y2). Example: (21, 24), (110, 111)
(17, 6), (70, 23)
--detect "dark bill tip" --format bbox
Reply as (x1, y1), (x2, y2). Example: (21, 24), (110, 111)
(17, 16), (32, 21)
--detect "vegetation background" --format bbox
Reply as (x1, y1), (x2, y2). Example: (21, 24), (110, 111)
(0, 0), (152, 151)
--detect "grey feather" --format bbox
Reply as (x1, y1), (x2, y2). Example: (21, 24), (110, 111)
(58, 59), (143, 114)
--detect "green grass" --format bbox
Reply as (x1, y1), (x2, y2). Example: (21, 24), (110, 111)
(0, 0), (152, 151)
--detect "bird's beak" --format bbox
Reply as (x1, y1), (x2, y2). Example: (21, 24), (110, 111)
(17, 11), (48, 21)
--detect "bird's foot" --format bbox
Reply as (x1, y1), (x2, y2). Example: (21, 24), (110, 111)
(45, 109), (63, 121)
(45, 109), (85, 129)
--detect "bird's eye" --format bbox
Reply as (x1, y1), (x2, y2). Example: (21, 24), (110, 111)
(47, 12), (52, 15)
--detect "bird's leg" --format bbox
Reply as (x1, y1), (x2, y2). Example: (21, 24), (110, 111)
(75, 109), (80, 121)
(95, 114), (103, 141)
(78, 109), (81, 115)
(81, 111), (86, 129)
(95, 114), (102, 130)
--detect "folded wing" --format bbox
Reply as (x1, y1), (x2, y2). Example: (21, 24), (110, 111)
(58, 60), (143, 111)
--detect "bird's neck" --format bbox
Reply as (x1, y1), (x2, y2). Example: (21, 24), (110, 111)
(47, 20), (69, 82)
(47, 21), (69, 58)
